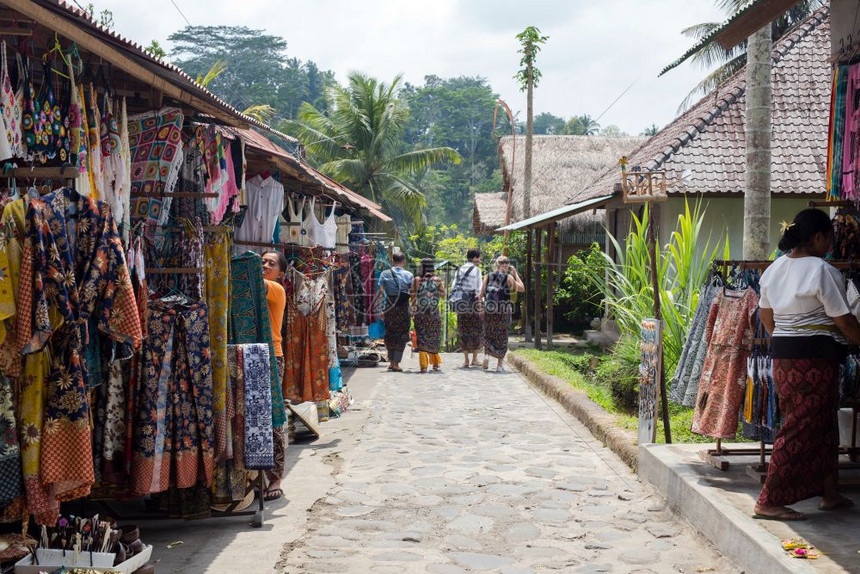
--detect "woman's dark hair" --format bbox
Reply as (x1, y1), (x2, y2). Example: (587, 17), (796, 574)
(466, 248), (481, 261)
(777, 209), (832, 252)
(261, 250), (288, 272)
(420, 258), (435, 277)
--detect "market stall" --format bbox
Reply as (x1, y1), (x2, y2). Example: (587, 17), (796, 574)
(0, 1), (391, 571)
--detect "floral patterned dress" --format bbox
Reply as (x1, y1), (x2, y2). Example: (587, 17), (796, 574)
(16, 188), (141, 523)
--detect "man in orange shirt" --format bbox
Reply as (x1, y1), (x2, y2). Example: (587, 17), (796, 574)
(262, 250), (287, 501)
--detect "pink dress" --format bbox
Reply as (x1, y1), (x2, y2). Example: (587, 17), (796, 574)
(691, 288), (759, 439)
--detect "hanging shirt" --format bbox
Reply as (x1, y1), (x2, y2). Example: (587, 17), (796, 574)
(234, 175), (284, 254)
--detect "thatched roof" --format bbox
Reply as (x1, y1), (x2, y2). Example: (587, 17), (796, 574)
(473, 135), (646, 234)
(579, 5), (830, 202)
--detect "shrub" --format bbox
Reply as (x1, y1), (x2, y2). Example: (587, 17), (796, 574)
(554, 243), (606, 332)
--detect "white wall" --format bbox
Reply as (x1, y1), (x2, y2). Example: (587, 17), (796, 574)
(832, 0), (858, 59)
(607, 196), (820, 261)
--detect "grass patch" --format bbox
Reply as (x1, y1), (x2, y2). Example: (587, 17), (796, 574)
(513, 343), (748, 445)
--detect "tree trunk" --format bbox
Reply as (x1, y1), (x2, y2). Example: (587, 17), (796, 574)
(524, 46), (534, 220)
(743, 25), (772, 260)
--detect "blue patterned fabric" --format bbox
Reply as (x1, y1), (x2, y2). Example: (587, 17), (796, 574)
(242, 344), (274, 470)
(229, 252), (285, 427)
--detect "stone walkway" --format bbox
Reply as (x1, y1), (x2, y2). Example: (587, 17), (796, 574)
(278, 353), (738, 573)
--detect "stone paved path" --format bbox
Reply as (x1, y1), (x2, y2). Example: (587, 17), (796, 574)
(279, 354), (738, 573)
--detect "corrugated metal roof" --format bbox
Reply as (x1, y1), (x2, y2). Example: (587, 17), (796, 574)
(495, 195), (613, 232)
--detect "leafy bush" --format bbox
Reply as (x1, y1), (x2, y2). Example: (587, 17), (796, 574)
(586, 199), (728, 372)
(554, 243), (606, 331)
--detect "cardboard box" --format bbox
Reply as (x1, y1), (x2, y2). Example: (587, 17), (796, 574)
(15, 545), (152, 574)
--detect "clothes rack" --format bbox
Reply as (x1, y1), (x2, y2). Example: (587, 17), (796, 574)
(143, 267), (203, 274)
(130, 192), (219, 198)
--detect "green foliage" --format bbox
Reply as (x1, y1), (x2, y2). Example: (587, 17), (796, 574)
(145, 40), (167, 59)
(515, 26), (549, 91)
(588, 199), (727, 372)
(85, 3), (113, 29)
(565, 114), (600, 135)
(400, 76), (502, 228)
(168, 26), (336, 120)
(676, 0), (824, 112)
(554, 244), (606, 330)
(533, 112), (566, 135)
(285, 73), (461, 231)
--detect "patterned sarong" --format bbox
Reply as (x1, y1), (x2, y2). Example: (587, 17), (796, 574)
(128, 107), (184, 228)
(242, 344), (274, 470)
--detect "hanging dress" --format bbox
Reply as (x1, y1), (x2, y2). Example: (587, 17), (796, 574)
(0, 41), (17, 161)
(691, 288), (758, 439)
(284, 273), (330, 403)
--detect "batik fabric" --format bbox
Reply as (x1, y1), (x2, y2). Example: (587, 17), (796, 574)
(205, 231), (231, 459)
(243, 343), (274, 470)
(229, 252), (286, 427)
(284, 273), (330, 403)
(17, 188), (141, 521)
(128, 107), (185, 228)
(691, 288), (758, 439)
(131, 298), (215, 496)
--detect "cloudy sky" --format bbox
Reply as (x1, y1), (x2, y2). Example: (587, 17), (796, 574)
(95, 0), (726, 135)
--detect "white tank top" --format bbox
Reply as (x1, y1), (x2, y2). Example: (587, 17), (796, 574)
(306, 197), (337, 249)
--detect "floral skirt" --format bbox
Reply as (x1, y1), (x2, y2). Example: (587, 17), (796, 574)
(457, 312), (483, 352)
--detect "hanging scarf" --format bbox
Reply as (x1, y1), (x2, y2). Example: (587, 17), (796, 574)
(241, 343), (274, 470)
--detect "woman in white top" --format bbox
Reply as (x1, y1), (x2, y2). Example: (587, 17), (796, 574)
(450, 248), (483, 368)
(755, 209), (860, 521)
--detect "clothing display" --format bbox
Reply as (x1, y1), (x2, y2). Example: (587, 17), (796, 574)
(284, 270), (331, 403)
(691, 288), (758, 439)
(234, 175), (284, 253)
(230, 252), (285, 428)
(128, 107), (185, 229)
(0, 30), (374, 532)
(670, 280), (720, 407)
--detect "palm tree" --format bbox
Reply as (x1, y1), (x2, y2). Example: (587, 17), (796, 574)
(677, 0), (824, 112)
(565, 114), (600, 136)
(285, 73), (461, 231)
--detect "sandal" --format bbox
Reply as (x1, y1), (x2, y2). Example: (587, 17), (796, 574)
(753, 508), (806, 522)
(264, 487), (283, 501)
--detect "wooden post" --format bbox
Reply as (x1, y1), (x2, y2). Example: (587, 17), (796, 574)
(525, 229), (533, 342)
(534, 227), (543, 350)
(647, 203), (671, 444)
(546, 223), (555, 348)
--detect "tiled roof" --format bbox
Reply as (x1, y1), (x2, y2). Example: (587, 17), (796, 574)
(580, 5), (830, 202)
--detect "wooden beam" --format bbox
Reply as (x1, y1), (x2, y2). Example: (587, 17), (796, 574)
(524, 228), (532, 342)
(1, 0), (246, 127)
(546, 223), (555, 349)
(533, 227), (542, 350)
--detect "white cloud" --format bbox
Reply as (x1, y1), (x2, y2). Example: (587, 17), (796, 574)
(99, 0), (726, 134)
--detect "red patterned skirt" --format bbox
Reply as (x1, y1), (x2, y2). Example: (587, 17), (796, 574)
(757, 357), (840, 507)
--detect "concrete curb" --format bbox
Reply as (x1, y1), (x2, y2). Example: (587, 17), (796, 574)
(507, 353), (639, 471)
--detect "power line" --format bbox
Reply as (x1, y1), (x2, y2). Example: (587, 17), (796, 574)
(168, 0), (192, 27)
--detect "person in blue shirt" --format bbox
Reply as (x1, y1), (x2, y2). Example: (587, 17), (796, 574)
(378, 251), (414, 372)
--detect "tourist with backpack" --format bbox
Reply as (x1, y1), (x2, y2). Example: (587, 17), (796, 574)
(412, 259), (445, 372)
(480, 256), (525, 371)
(449, 249), (484, 368)
(378, 251), (414, 372)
